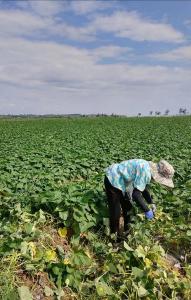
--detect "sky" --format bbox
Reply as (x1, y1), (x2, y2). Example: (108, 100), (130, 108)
(0, 0), (191, 116)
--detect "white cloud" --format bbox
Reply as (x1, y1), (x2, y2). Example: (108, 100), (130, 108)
(51, 10), (185, 43)
(50, 22), (96, 41)
(0, 7), (96, 42)
(0, 8), (92, 42)
(0, 9), (50, 38)
(70, 0), (112, 15)
(0, 5), (185, 43)
(152, 45), (191, 61)
(91, 45), (132, 60)
(15, 0), (67, 17)
(1, 37), (190, 88)
(92, 11), (185, 43)
(0, 3), (190, 115)
(15, 0), (113, 17)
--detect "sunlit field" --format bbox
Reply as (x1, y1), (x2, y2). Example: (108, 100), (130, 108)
(0, 116), (190, 299)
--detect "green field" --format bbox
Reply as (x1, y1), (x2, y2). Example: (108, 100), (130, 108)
(0, 116), (191, 300)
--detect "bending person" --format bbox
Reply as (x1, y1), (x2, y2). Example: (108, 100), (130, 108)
(104, 159), (174, 236)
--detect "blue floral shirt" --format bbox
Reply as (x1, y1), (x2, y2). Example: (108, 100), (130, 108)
(106, 159), (151, 193)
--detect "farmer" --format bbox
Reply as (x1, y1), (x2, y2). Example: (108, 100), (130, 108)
(104, 159), (174, 236)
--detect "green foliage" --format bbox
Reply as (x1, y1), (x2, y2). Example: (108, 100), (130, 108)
(0, 116), (191, 299)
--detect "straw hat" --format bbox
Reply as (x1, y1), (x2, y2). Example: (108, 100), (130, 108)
(149, 160), (175, 188)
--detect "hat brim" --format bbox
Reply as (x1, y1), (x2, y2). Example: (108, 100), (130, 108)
(149, 162), (174, 188)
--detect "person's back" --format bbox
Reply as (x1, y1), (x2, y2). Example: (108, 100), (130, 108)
(106, 159), (151, 193)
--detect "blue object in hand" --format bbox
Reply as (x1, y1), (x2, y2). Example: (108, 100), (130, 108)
(145, 209), (154, 220)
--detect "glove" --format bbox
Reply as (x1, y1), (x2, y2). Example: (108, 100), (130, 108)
(151, 204), (156, 213)
(145, 209), (154, 220)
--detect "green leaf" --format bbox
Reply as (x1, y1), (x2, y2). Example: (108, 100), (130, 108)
(18, 286), (33, 300)
(96, 282), (113, 296)
(132, 267), (144, 278)
(24, 223), (33, 234)
(59, 211), (68, 221)
(52, 266), (61, 276)
(20, 241), (28, 255)
(108, 262), (118, 273)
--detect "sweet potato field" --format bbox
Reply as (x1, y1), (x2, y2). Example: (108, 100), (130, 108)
(0, 116), (190, 300)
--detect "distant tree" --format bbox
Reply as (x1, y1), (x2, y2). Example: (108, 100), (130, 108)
(149, 111), (153, 116)
(155, 111), (161, 116)
(179, 108), (183, 115)
(179, 108), (187, 115)
(164, 109), (170, 116)
(138, 113), (141, 117)
(182, 108), (187, 115)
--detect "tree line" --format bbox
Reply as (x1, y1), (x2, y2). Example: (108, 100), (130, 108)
(137, 107), (188, 117)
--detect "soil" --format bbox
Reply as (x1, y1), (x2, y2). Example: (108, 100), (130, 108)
(17, 270), (54, 300)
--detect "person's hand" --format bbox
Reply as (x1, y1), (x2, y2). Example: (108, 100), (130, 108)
(145, 209), (154, 220)
(151, 204), (156, 213)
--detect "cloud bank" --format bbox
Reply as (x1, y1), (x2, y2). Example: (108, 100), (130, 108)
(0, 0), (190, 115)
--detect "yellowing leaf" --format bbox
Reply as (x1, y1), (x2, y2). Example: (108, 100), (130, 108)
(45, 249), (57, 262)
(18, 286), (33, 300)
(163, 270), (167, 279)
(44, 286), (54, 297)
(58, 227), (67, 238)
(28, 242), (36, 259)
(20, 241), (36, 259)
(65, 278), (70, 286)
(137, 213), (144, 221)
(96, 286), (104, 297)
(135, 245), (146, 258)
(154, 211), (163, 220)
(144, 258), (152, 268)
(63, 258), (70, 265)
(85, 250), (92, 259)
(137, 285), (148, 297)
(124, 241), (134, 251)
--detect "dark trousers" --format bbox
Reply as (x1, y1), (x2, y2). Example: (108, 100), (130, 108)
(104, 176), (133, 234)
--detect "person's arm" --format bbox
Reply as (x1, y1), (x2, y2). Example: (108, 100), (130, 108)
(142, 186), (153, 204)
(142, 187), (156, 213)
(132, 188), (154, 219)
(132, 188), (150, 212)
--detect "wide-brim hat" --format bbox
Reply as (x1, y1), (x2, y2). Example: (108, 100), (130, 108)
(149, 160), (175, 188)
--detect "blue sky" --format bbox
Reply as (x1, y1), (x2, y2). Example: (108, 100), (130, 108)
(0, 0), (191, 115)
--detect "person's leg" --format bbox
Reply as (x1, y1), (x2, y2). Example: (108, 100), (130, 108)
(104, 176), (122, 234)
(120, 193), (133, 231)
